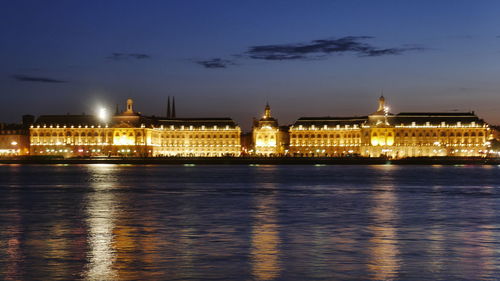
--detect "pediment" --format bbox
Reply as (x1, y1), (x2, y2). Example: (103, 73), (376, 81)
(114, 121), (136, 128)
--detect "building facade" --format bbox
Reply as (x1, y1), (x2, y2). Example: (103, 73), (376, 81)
(252, 103), (287, 155)
(30, 99), (241, 157)
(20, 96), (495, 158)
(0, 115), (33, 156)
(288, 96), (492, 157)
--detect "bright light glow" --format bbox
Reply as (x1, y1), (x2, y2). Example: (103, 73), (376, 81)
(98, 107), (108, 122)
(10, 141), (18, 146)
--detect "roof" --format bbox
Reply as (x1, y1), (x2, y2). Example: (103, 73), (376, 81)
(293, 116), (368, 127)
(0, 123), (26, 130)
(391, 112), (486, 126)
(34, 115), (103, 126)
(155, 117), (239, 128)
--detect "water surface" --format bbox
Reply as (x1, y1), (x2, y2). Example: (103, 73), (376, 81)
(1, 164), (500, 280)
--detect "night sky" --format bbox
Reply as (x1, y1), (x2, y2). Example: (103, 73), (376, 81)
(1, 0), (499, 130)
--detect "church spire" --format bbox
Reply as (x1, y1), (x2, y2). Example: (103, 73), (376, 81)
(172, 96), (176, 119)
(167, 96), (171, 118)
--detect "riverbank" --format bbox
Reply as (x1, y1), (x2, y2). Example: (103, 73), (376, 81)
(0, 156), (499, 165)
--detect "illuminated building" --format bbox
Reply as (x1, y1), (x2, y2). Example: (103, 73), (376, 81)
(16, 95), (496, 158)
(30, 98), (241, 157)
(0, 115), (33, 156)
(289, 96), (492, 157)
(252, 103), (288, 155)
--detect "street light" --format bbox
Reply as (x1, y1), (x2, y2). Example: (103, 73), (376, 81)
(10, 141), (18, 155)
(98, 107), (108, 123)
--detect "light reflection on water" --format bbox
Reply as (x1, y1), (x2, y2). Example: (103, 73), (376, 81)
(85, 165), (117, 281)
(251, 182), (281, 281)
(0, 164), (500, 280)
(368, 182), (399, 280)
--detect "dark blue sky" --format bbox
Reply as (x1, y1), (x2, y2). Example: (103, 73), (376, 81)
(1, 0), (499, 130)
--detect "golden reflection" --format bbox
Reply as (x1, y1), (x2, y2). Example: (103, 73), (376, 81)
(251, 183), (281, 281)
(3, 212), (21, 281)
(368, 183), (400, 280)
(85, 164), (118, 281)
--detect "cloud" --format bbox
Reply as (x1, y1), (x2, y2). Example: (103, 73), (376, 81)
(11, 74), (67, 83)
(195, 58), (235, 69)
(194, 36), (426, 68)
(245, 36), (424, 60)
(107, 53), (151, 61)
